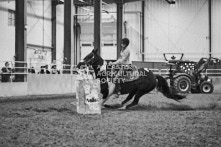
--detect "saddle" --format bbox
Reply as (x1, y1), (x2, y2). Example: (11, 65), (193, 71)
(111, 65), (140, 96)
(117, 65), (140, 83)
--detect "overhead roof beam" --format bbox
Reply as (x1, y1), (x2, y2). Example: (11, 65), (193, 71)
(165, 0), (176, 4)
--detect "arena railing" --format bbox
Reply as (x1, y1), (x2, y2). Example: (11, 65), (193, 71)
(1, 60), (221, 83)
(0, 61), (78, 82)
(0, 61), (79, 74)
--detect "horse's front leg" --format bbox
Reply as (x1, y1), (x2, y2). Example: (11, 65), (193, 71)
(101, 82), (115, 107)
(118, 89), (137, 109)
(101, 96), (111, 107)
(125, 91), (145, 109)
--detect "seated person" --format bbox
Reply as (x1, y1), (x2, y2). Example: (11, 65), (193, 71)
(28, 67), (35, 74)
(45, 65), (50, 74)
(38, 65), (50, 74)
(38, 66), (45, 74)
(1, 62), (12, 82)
(51, 65), (60, 74)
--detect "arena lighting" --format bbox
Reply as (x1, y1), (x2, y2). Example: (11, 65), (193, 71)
(165, 0), (176, 4)
(78, 0), (92, 5)
(80, 7), (110, 14)
(55, 0), (64, 4)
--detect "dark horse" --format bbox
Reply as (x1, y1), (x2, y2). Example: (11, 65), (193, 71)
(77, 49), (185, 109)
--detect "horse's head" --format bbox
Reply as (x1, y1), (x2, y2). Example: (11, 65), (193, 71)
(77, 48), (104, 73)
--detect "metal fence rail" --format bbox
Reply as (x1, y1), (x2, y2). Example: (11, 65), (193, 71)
(1, 60), (221, 82)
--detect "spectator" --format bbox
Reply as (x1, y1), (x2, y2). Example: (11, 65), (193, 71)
(28, 67), (35, 74)
(38, 66), (45, 74)
(1, 62), (12, 82)
(45, 65), (50, 74)
(51, 65), (60, 74)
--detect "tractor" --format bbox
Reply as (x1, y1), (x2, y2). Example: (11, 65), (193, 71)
(189, 57), (220, 93)
(163, 54), (219, 95)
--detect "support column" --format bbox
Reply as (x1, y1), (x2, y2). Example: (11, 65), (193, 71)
(74, 6), (81, 65)
(208, 0), (212, 58)
(74, 7), (77, 65)
(52, 0), (57, 63)
(64, 0), (74, 70)
(15, 0), (27, 82)
(141, 1), (145, 61)
(116, 1), (123, 59)
(94, 0), (101, 55)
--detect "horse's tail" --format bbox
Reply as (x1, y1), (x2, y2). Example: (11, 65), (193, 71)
(155, 75), (186, 101)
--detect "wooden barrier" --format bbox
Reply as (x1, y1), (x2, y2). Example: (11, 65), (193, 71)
(0, 74), (77, 97)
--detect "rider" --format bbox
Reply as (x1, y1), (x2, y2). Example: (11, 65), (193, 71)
(110, 38), (131, 98)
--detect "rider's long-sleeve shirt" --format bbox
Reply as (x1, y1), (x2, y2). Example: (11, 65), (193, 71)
(115, 47), (130, 65)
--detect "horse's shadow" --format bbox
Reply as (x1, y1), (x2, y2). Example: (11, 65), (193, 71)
(104, 104), (122, 109)
(104, 102), (194, 111)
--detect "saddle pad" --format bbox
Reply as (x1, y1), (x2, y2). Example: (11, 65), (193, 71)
(123, 68), (140, 82)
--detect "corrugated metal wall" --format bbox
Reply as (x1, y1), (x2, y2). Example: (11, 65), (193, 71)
(26, 0), (53, 69)
(0, 0), (221, 66)
(27, 0), (52, 47)
(123, 0), (220, 62)
(124, 1), (143, 61)
(0, 1), (15, 67)
(144, 0), (209, 62)
(55, 4), (64, 69)
(78, 5), (118, 61)
(212, 0), (221, 57)
(0, 0), (54, 67)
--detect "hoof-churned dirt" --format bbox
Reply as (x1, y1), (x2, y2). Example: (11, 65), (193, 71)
(0, 93), (221, 147)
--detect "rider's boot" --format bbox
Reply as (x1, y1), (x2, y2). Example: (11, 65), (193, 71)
(113, 79), (121, 98)
(112, 68), (124, 98)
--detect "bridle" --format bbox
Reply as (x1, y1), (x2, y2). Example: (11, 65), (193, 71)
(84, 53), (95, 66)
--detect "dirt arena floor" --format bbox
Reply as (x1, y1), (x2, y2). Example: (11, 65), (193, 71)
(0, 92), (221, 147)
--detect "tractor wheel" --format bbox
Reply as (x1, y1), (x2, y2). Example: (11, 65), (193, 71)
(199, 81), (214, 94)
(173, 76), (191, 94)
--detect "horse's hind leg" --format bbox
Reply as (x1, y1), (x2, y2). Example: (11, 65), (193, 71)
(121, 89), (137, 106)
(125, 91), (145, 109)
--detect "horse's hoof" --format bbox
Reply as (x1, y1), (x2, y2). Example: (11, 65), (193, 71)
(101, 105), (105, 109)
(118, 105), (126, 110)
(103, 104), (114, 109)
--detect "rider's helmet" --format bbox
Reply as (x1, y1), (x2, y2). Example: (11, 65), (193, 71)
(121, 38), (130, 47)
